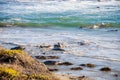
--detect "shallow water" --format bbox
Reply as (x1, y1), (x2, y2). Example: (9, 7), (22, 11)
(0, 27), (120, 80)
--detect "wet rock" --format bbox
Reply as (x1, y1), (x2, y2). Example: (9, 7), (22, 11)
(80, 64), (86, 67)
(113, 74), (118, 77)
(78, 40), (90, 45)
(35, 56), (46, 59)
(57, 62), (73, 66)
(79, 26), (83, 29)
(97, 6), (100, 8)
(80, 63), (95, 68)
(71, 67), (83, 70)
(40, 45), (52, 48)
(86, 63), (95, 68)
(69, 75), (90, 80)
(100, 67), (111, 71)
(42, 52), (46, 55)
(44, 61), (58, 65)
(98, 0), (101, 2)
(35, 56), (59, 59)
(48, 68), (58, 72)
(107, 30), (118, 32)
(52, 43), (65, 51)
(11, 46), (25, 50)
(78, 76), (86, 79)
(47, 56), (59, 59)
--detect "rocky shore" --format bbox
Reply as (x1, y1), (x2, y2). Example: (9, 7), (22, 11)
(0, 27), (120, 80)
(0, 45), (93, 80)
(0, 46), (58, 80)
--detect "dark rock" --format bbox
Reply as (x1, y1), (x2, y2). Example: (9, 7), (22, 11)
(47, 56), (59, 59)
(35, 56), (46, 59)
(52, 48), (65, 51)
(86, 63), (95, 68)
(11, 46), (25, 50)
(98, 0), (101, 2)
(57, 62), (73, 66)
(71, 67), (83, 70)
(80, 64), (86, 67)
(52, 43), (65, 51)
(107, 30), (118, 32)
(113, 74), (118, 77)
(35, 56), (59, 59)
(42, 53), (46, 55)
(100, 67), (111, 71)
(80, 63), (95, 68)
(97, 6), (100, 8)
(78, 76), (86, 79)
(48, 68), (58, 72)
(79, 27), (83, 29)
(44, 61), (58, 65)
(40, 45), (52, 48)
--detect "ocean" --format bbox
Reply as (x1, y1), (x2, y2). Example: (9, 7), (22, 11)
(0, 0), (120, 27)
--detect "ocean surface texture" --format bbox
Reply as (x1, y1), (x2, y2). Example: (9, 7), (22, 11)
(0, 0), (120, 80)
(0, 0), (120, 27)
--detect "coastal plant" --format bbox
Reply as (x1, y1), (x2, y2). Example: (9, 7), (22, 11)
(0, 48), (26, 63)
(28, 74), (50, 80)
(0, 49), (25, 57)
(0, 67), (19, 79)
(0, 47), (58, 80)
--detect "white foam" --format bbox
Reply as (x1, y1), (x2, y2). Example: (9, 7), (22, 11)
(3, 0), (119, 14)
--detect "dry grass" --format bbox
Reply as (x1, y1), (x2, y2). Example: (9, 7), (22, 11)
(0, 47), (58, 80)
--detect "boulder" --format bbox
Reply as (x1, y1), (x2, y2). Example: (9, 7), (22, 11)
(40, 45), (52, 48)
(80, 63), (95, 68)
(52, 43), (65, 51)
(35, 56), (46, 59)
(44, 61), (58, 65)
(57, 62), (73, 66)
(11, 46), (25, 50)
(35, 56), (59, 59)
(100, 67), (111, 71)
(80, 64), (86, 67)
(107, 30), (118, 32)
(71, 67), (83, 70)
(113, 74), (118, 77)
(48, 68), (58, 72)
(86, 63), (95, 68)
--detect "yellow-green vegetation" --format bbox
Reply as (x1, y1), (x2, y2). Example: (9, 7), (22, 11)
(0, 66), (50, 80)
(0, 66), (19, 79)
(0, 49), (25, 56)
(0, 46), (58, 80)
(28, 74), (50, 80)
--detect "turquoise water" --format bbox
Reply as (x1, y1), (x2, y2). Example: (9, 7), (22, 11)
(0, 0), (120, 27)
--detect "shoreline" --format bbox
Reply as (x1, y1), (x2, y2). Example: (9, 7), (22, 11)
(0, 27), (120, 80)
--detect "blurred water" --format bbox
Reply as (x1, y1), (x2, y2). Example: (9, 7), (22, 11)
(0, 0), (120, 27)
